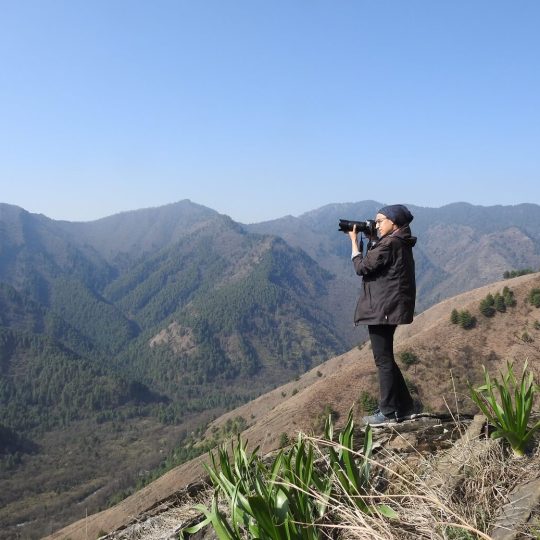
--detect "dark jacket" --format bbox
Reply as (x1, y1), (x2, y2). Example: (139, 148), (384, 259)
(352, 226), (416, 325)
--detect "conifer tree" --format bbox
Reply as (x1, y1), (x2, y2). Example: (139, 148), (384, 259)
(479, 297), (495, 317)
(494, 293), (506, 312)
(459, 310), (475, 329)
(450, 308), (459, 324)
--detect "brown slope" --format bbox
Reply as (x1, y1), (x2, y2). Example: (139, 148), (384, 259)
(47, 272), (540, 540)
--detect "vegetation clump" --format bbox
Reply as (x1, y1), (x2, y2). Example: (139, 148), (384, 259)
(479, 287), (516, 318)
(180, 405), (540, 540)
(469, 361), (540, 457)
(503, 268), (535, 279)
(400, 350), (420, 369)
(529, 288), (540, 308)
(358, 390), (378, 414)
(449, 309), (476, 329)
(182, 411), (394, 539)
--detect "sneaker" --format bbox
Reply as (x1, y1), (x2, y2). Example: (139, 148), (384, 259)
(362, 409), (397, 426)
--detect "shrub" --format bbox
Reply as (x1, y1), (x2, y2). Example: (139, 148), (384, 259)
(400, 350), (420, 369)
(468, 361), (540, 457)
(494, 293), (506, 313)
(279, 432), (289, 448)
(480, 289), (514, 317)
(450, 308), (459, 324)
(521, 331), (533, 343)
(503, 287), (516, 307)
(458, 310), (476, 329)
(479, 297), (495, 317)
(503, 268), (534, 279)
(529, 288), (540, 308)
(358, 390), (377, 414)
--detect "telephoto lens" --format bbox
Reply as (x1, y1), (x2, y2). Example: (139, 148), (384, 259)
(338, 219), (376, 236)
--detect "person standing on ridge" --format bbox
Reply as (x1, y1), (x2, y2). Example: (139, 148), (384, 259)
(348, 204), (418, 425)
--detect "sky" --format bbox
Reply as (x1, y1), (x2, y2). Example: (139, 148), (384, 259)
(1, 1), (539, 223)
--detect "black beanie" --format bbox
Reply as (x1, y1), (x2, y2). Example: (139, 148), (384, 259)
(378, 204), (414, 227)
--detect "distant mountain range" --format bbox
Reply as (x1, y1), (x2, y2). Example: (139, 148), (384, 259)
(1, 199), (540, 538)
(248, 200), (540, 338)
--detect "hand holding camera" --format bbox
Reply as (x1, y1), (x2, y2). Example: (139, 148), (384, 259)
(338, 219), (377, 238)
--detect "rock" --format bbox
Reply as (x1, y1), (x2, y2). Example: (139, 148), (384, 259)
(490, 477), (540, 540)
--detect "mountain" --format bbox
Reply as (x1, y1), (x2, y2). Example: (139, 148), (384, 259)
(46, 271), (540, 540)
(0, 201), (348, 539)
(2, 199), (540, 538)
(56, 199), (221, 268)
(246, 201), (540, 327)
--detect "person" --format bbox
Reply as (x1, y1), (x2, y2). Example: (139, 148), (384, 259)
(348, 204), (418, 425)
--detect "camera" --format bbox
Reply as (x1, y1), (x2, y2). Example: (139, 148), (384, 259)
(338, 219), (376, 237)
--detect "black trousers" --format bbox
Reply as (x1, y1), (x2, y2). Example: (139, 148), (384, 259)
(368, 324), (413, 416)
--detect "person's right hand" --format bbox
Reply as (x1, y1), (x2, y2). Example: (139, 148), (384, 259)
(347, 224), (358, 241)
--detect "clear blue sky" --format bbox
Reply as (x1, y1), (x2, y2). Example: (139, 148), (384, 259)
(1, 1), (539, 223)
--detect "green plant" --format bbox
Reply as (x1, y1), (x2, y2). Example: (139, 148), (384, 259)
(358, 390), (378, 414)
(503, 286), (516, 307)
(400, 350), (419, 368)
(278, 432), (289, 448)
(493, 293), (506, 313)
(181, 411), (394, 539)
(468, 361), (540, 457)
(503, 268), (534, 279)
(522, 331), (534, 343)
(529, 288), (540, 308)
(458, 310), (476, 329)
(450, 308), (459, 324)
(479, 294), (495, 318)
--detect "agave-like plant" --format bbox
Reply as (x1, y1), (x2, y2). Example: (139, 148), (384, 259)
(180, 410), (393, 539)
(469, 360), (540, 457)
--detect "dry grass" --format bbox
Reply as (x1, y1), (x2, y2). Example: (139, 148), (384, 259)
(306, 426), (540, 540)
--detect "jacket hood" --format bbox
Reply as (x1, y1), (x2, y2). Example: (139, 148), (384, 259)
(389, 225), (417, 247)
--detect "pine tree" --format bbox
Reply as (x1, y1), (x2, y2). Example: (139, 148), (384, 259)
(459, 310), (475, 329)
(503, 287), (516, 307)
(479, 298), (495, 317)
(494, 293), (506, 313)
(450, 308), (459, 324)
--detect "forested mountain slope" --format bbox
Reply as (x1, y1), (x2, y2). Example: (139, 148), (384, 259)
(2, 200), (540, 538)
(48, 271), (540, 540)
(0, 201), (347, 539)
